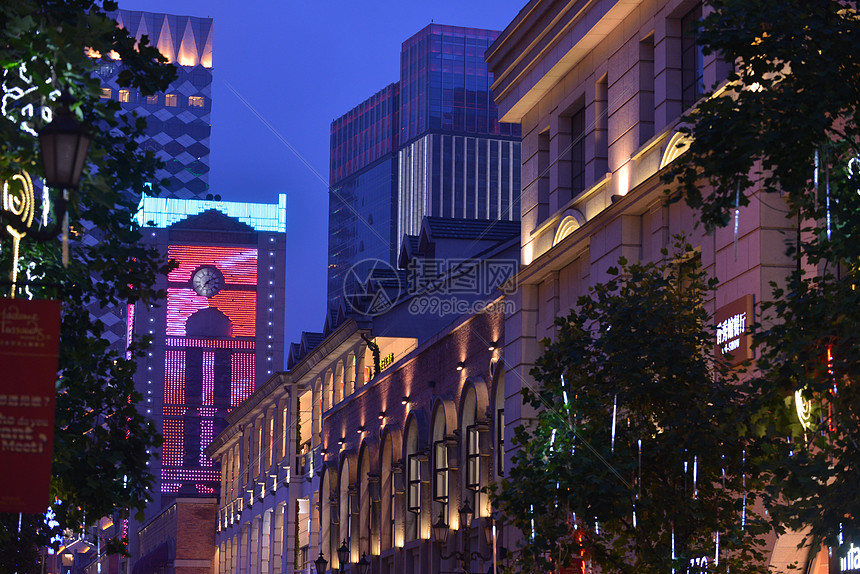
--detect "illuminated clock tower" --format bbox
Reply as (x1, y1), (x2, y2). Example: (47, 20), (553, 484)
(133, 195), (286, 507)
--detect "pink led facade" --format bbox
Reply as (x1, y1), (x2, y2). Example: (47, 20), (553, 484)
(160, 244), (259, 495)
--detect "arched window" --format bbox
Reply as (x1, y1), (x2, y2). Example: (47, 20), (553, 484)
(324, 369), (334, 410)
(405, 419), (421, 542)
(359, 448), (372, 559)
(431, 407), (449, 530)
(298, 390), (313, 476)
(313, 379), (322, 445)
(381, 435), (394, 551)
(460, 386), (489, 520)
(339, 460), (353, 568)
(345, 353), (356, 397)
(321, 471), (333, 573)
(494, 369), (506, 479)
(334, 362), (344, 405)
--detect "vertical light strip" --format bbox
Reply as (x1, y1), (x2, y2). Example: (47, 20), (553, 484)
(485, 138), (491, 220)
(474, 137), (479, 219)
(497, 140), (503, 219)
(509, 141), (515, 220)
(202, 351), (215, 405)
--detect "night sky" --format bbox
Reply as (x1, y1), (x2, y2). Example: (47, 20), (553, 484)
(123, 0), (525, 348)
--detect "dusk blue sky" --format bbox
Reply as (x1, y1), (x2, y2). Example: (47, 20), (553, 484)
(124, 0), (526, 348)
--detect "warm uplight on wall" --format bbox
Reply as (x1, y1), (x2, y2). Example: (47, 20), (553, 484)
(456, 362), (465, 371)
(616, 161), (631, 197)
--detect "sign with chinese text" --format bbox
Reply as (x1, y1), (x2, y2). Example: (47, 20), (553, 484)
(831, 537), (860, 574)
(0, 297), (61, 513)
(714, 294), (754, 365)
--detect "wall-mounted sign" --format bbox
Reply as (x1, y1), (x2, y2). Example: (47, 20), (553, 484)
(379, 352), (395, 371)
(714, 294), (754, 365)
(832, 539), (860, 574)
(0, 297), (61, 513)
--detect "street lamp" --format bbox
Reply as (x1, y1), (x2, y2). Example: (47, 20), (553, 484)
(314, 552), (328, 574)
(39, 92), (91, 191)
(435, 500), (492, 574)
(459, 500), (473, 529)
(357, 553), (370, 574)
(337, 540), (350, 569)
(432, 510), (449, 544)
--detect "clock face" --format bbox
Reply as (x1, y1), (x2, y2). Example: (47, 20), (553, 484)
(191, 265), (225, 298)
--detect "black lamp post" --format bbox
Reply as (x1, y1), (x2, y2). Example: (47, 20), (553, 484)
(435, 500), (492, 574)
(2, 91), (90, 244)
(337, 540), (350, 570)
(459, 500), (473, 529)
(314, 552), (328, 574)
(23, 91), (91, 241)
(432, 510), (449, 544)
(39, 92), (91, 191)
(357, 553), (370, 574)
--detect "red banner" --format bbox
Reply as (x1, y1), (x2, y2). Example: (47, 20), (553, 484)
(0, 298), (61, 513)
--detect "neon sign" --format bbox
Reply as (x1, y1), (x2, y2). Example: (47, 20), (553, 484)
(842, 543), (860, 572)
(1, 63), (59, 137)
(714, 295), (754, 365)
(2, 171), (37, 293)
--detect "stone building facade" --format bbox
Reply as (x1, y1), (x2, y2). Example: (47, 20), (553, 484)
(486, 0), (824, 572)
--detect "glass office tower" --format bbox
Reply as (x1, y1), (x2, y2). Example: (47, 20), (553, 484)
(328, 24), (521, 309)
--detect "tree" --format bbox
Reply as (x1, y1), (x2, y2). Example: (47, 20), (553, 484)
(493, 243), (771, 574)
(0, 0), (176, 568)
(665, 0), (860, 549)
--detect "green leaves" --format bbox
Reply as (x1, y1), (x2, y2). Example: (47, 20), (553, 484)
(0, 0), (176, 557)
(662, 0), (860, 553)
(494, 240), (770, 574)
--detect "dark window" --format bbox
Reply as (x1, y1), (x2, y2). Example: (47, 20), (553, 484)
(407, 453), (421, 513)
(497, 409), (505, 477)
(466, 425), (480, 491)
(681, 4), (704, 109)
(433, 440), (448, 503)
(570, 108), (586, 197)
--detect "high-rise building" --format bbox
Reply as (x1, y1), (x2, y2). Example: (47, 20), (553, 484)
(134, 195), (286, 502)
(129, 196), (286, 569)
(327, 24), (522, 309)
(101, 9), (213, 200)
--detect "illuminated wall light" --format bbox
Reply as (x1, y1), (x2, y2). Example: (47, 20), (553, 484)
(456, 362), (465, 371)
(357, 426), (365, 434)
(401, 396), (409, 405)
(378, 411), (385, 420)
(488, 341), (498, 351)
